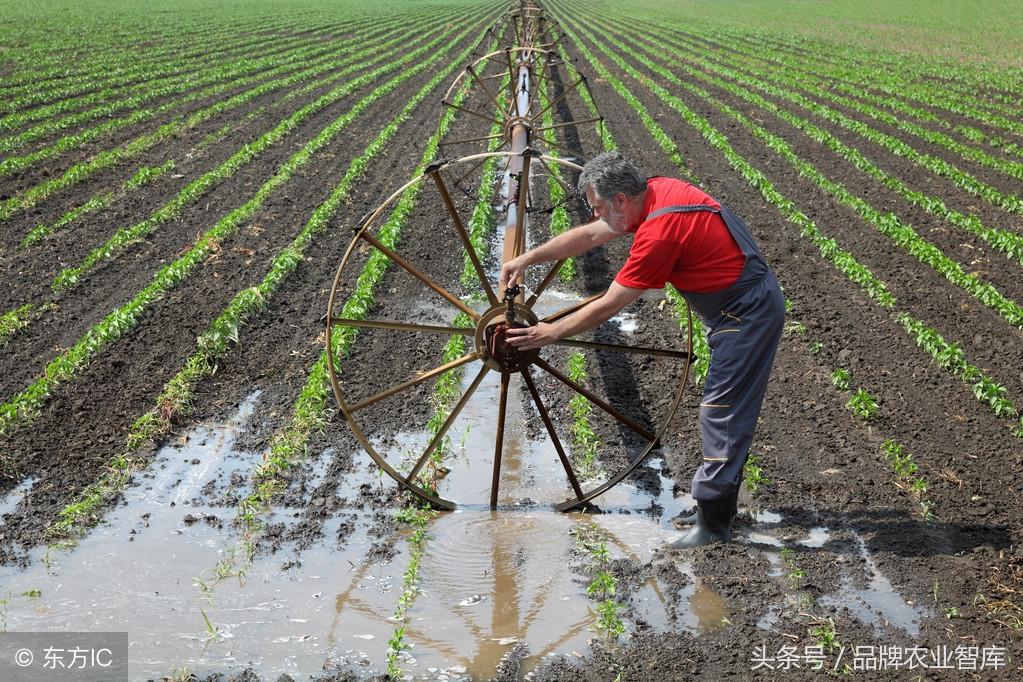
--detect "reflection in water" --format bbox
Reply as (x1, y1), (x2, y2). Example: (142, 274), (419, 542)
(688, 581), (730, 633)
(400, 512), (591, 678)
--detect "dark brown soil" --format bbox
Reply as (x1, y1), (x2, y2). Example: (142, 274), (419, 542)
(2, 3), (1021, 681)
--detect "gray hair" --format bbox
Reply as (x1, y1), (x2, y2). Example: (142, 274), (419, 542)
(577, 151), (647, 201)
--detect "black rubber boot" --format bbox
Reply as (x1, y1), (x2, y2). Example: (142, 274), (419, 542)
(676, 484), (740, 526)
(666, 494), (734, 549)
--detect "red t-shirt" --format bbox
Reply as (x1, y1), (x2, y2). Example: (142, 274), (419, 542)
(614, 177), (745, 293)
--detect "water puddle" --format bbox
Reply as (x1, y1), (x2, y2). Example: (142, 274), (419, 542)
(0, 475), (36, 519)
(798, 526), (830, 548)
(819, 529), (925, 637)
(0, 376), (932, 680)
(738, 513), (920, 637)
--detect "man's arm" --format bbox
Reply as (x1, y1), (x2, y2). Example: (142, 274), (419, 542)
(499, 219), (621, 290)
(505, 281), (644, 350)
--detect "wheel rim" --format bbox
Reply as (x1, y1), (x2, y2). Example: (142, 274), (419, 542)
(326, 152), (694, 511)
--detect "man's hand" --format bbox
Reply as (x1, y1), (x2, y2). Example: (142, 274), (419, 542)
(499, 254), (530, 291)
(505, 321), (559, 350)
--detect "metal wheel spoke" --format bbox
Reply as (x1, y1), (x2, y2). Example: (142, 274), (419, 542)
(405, 364), (491, 484)
(533, 116), (601, 133)
(534, 357), (656, 442)
(348, 351), (481, 413)
(450, 155), (491, 188)
(442, 133), (504, 151)
(534, 135), (581, 158)
(442, 101), (505, 127)
(431, 171), (499, 306)
(552, 338), (691, 361)
(515, 153), (532, 258)
(521, 368), (584, 500)
(533, 75), (585, 121)
(540, 291), (604, 323)
(358, 231), (479, 321)
(536, 157), (575, 198)
(491, 372), (510, 508)
(524, 259), (567, 308)
(330, 317), (474, 337)
(503, 50), (518, 101)
(466, 65), (506, 118)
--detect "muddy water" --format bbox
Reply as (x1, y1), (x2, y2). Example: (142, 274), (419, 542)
(0, 365), (927, 681)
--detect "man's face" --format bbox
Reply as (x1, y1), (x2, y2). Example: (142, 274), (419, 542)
(585, 187), (629, 233)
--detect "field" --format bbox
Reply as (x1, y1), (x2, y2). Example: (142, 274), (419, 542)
(1, 0), (1022, 680)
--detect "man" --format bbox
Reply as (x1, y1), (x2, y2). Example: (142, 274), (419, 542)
(499, 151), (784, 548)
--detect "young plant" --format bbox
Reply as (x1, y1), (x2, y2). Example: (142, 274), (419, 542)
(846, 388), (879, 421)
(830, 368), (851, 391)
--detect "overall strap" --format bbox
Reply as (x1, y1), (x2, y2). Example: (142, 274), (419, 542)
(646, 204), (721, 221)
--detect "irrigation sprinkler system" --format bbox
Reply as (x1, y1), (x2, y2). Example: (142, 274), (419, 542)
(326, 1), (695, 511)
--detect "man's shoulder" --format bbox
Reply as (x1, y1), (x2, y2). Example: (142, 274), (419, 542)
(647, 176), (718, 207)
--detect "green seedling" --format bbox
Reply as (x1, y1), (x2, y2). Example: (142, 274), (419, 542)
(743, 452), (768, 494)
(199, 608), (220, 642)
(586, 570), (618, 600)
(809, 618), (840, 653)
(779, 546), (806, 587)
(846, 388), (879, 420)
(831, 368), (851, 391)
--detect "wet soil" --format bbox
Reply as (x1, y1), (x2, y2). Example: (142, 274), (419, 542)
(1, 3), (1022, 681)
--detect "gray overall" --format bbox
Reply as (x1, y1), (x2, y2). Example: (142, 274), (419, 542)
(646, 203), (785, 501)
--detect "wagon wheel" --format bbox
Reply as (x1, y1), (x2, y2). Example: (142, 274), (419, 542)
(436, 46), (605, 200)
(326, 152), (694, 511)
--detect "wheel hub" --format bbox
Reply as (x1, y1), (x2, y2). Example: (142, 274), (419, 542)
(475, 288), (540, 372)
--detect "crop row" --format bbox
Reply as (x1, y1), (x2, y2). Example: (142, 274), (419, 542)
(704, 31), (1023, 154)
(385, 87), (510, 672)
(42, 14), (496, 544)
(0, 17), (430, 178)
(215, 20), (494, 570)
(0, 12), (348, 96)
(21, 160), (176, 248)
(595, 22), (1023, 329)
(0, 22), (449, 343)
(554, 10), (1021, 437)
(666, 32), (1023, 190)
(0, 17), (484, 441)
(0, 26), (368, 153)
(609, 17), (1023, 220)
(684, 24), (1023, 142)
(626, 42), (1023, 267)
(0, 19), (445, 225)
(703, 20), (1023, 111)
(49, 26), (453, 293)
(556, 36), (713, 383)
(0, 23), (360, 133)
